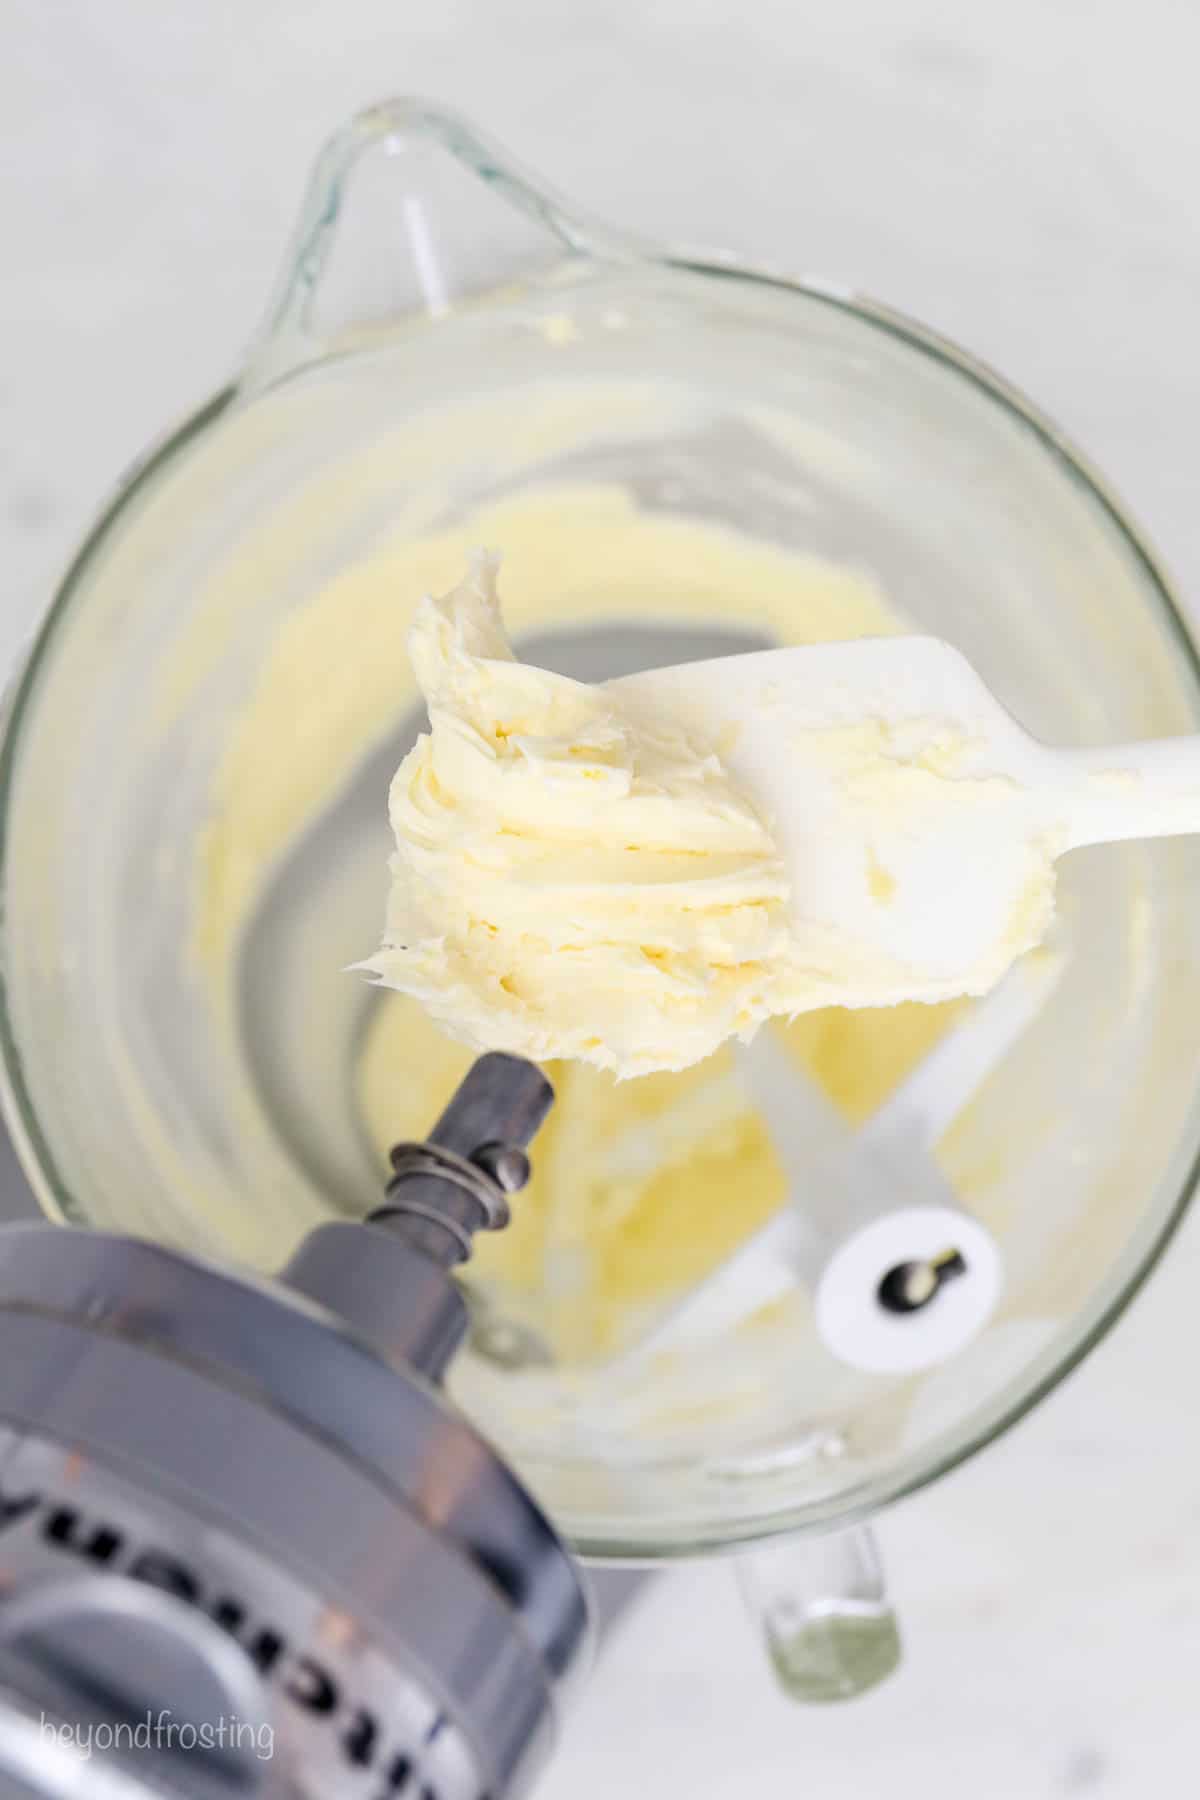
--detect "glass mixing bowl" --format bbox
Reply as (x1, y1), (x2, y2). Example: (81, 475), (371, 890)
(3, 102), (1200, 1688)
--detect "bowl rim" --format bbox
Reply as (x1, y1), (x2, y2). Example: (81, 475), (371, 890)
(2, 264), (1198, 1558)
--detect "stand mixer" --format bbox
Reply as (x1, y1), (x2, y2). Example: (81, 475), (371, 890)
(0, 1053), (590, 1799)
(4, 92), (1200, 1785)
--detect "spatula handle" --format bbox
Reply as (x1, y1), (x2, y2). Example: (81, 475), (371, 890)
(1057, 737), (1200, 850)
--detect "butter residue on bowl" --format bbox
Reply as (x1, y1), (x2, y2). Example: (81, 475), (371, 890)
(180, 457), (973, 1354)
(357, 987), (966, 1360)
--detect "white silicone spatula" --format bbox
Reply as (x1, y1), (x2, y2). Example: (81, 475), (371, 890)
(608, 636), (1198, 1005)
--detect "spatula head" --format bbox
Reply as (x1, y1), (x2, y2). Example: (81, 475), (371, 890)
(608, 637), (1057, 1005)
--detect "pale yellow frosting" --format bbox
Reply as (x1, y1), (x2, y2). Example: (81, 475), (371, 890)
(363, 552), (792, 1075)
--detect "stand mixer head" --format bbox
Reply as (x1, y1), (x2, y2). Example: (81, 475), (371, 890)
(0, 1054), (589, 1800)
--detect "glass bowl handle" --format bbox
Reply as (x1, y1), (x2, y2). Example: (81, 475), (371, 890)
(239, 97), (650, 395)
(736, 1522), (902, 1703)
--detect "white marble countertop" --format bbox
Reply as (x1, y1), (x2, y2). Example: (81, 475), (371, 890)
(5, 3), (1200, 1794)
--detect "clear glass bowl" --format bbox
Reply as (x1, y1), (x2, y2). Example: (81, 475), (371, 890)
(3, 102), (1200, 1583)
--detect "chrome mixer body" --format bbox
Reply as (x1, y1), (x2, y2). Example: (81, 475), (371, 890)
(0, 1054), (591, 1800)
